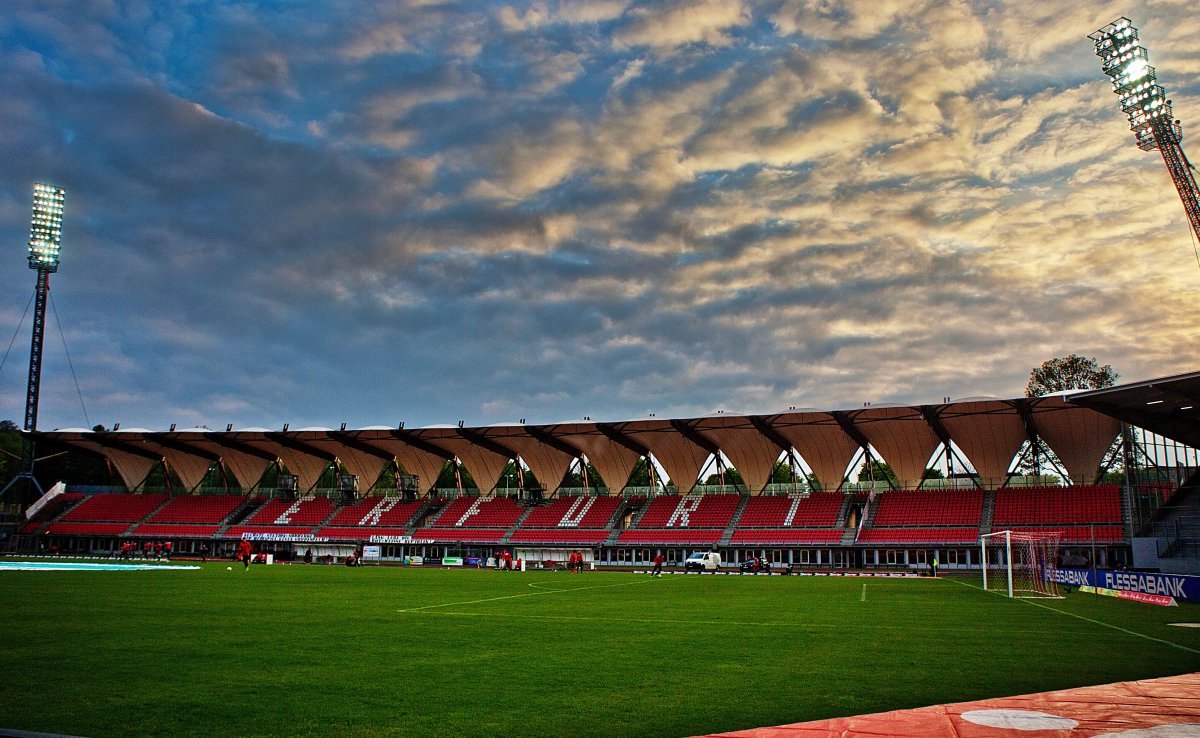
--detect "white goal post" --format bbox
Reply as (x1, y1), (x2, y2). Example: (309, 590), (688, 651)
(980, 530), (1062, 598)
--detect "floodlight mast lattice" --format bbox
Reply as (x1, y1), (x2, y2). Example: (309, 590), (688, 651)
(24, 183), (65, 433)
(1090, 18), (1200, 246)
(1, 183), (65, 504)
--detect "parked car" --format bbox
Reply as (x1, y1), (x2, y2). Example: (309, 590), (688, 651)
(684, 551), (723, 571)
(740, 556), (770, 573)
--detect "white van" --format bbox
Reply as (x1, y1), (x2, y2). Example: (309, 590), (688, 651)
(684, 551), (722, 571)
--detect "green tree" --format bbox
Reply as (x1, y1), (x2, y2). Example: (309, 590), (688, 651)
(433, 460), (477, 491)
(1026, 355), (1118, 397)
(496, 460), (540, 493)
(857, 459), (897, 487)
(703, 467), (745, 489)
(769, 458), (794, 484)
(769, 457), (822, 488)
(1021, 355), (1120, 481)
(626, 457), (651, 487)
(559, 461), (604, 489)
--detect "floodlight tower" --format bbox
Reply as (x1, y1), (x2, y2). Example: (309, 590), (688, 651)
(1090, 18), (1200, 246)
(1, 183), (65, 504)
(24, 183), (66, 433)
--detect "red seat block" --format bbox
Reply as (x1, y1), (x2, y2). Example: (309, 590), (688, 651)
(856, 527), (980, 544)
(520, 496), (622, 528)
(509, 529), (610, 544)
(618, 529), (723, 545)
(45, 522), (131, 536)
(61, 494), (168, 523)
(431, 497), (523, 528)
(411, 528), (506, 543)
(324, 498), (423, 527)
(149, 495), (246, 524)
(730, 528), (844, 545)
(318, 527), (413, 540)
(131, 523), (220, 537)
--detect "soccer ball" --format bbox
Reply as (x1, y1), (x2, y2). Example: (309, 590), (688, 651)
(226, 566), (232, 571)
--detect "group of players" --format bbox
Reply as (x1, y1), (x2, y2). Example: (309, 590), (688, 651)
(116, 539), (173, 560)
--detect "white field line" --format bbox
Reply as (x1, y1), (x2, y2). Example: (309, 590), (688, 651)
(861, 583), (867, 602)
(945, 576), (1200, 655)
(396, 577), (655, 613)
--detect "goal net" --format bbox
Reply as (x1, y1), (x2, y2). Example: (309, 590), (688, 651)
(980, 530), (1061, 598)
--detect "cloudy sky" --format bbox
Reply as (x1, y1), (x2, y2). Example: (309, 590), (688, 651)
(0, 0), (1197, 432)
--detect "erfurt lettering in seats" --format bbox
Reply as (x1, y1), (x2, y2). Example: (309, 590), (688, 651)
(454, 498), (484, 526)
(359, 497), (402, 526)
(782, 495), (802, 527)
(666, 494), (703, 527)
(273, 498), (307, 525)
(558, 496), (595, 528)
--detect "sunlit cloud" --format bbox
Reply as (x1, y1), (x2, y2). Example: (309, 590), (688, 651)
(0, 0), (1196, 432)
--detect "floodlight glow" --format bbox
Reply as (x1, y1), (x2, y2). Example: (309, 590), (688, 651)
(1090, 17), (1182, 151)
(1123, 58), (1149, 82)
(28, 183), (65, 273)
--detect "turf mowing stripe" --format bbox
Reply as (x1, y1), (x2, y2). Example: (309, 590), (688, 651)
(945, 576), (1200, 655)
(401, 610), (1104, 636)
(861, 583), (867, 602)
(396, 577), (655, 612)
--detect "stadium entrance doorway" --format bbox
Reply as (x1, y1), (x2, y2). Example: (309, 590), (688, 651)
(830, 549), (857, 569)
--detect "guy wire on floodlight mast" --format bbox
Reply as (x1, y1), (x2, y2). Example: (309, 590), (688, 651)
(1090, 18), (1200, 252)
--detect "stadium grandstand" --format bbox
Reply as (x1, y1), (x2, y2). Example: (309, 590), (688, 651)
(7, 373), (1199, 574)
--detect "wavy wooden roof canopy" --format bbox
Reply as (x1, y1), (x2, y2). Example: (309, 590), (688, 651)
(34, 394), (1130, 495)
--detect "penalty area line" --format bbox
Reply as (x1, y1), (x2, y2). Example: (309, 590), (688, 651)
(396, 577), (656, 613)
(945, 576), (1200, 655)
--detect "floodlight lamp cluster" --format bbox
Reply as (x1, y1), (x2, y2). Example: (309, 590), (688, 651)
(28, 182), (65, 273)
(1090, 17), (1181, 151)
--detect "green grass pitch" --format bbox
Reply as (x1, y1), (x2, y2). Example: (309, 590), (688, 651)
(1, 564), (1197, 737)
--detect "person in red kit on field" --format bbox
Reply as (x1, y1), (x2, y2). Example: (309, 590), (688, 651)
(652, 550), (665, 578)
(237, 538), (253, 571)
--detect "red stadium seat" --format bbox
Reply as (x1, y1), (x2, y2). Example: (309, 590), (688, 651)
(147, 495), (246, 524)
(736, 494), (843, 528)
(634, 494), (739, 529)
(870, 490), (983, 527)
(993, 485), (1122, 526)
(729, 528), (844, 545)
(509, 529), (610, 544)
(45, 522), (132, 536)
(316, 527), (414, 541)
(519, 496), (622, 528)
(856, 527), (980, 544)
(242, 496), (336, 526)
(60, 494), (168, 523)
(430, 497), (523, 528)
(411, 528), (507, 543)
(617, 529), (723, 545)
(130, 523), (221, 537)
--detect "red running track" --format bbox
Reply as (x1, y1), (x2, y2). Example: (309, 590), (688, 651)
(704, 672), (1200, 738)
